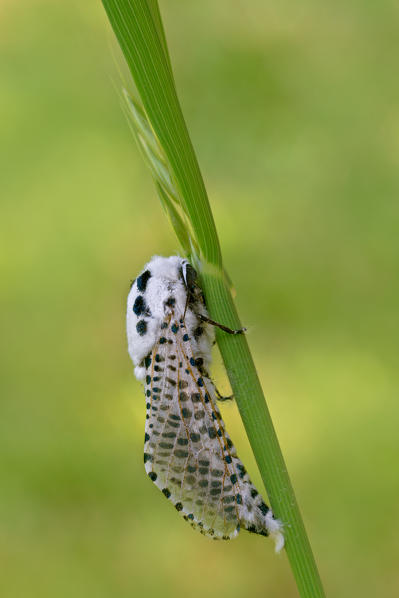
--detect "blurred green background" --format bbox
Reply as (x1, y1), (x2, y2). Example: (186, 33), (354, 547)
(1, 1), (398, 597)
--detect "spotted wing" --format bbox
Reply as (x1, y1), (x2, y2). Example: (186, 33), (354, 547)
(143, 316), (243, 539)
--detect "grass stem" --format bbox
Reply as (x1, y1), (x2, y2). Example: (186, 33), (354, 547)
(101, 1), (326, 596)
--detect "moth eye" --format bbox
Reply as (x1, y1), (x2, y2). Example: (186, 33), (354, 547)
(181, 261), (197, 291)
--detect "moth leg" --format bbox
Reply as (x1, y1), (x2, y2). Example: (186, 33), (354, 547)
(201, 370), (233, 402)
(198, 314), (246, 335)
(215, 387), (233, 402)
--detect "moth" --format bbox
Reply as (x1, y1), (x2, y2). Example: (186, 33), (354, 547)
(126, 255), (284, 550)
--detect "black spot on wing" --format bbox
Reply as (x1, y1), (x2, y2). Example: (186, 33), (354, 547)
(133, 295), (146, 316)
(165, 296), (176, 308)
(137, 270), (151, 292)
(194, 327), (203, 339)
(258, 501), (269, 516)
(136, 320), (147, 336)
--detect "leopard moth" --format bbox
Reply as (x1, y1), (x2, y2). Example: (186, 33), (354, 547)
(126, 255), (284, 551)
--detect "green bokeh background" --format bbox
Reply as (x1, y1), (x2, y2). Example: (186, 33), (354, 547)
(1, 1), (398, 597)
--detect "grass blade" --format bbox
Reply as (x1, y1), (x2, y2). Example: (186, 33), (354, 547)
(101, 2), (326, 596)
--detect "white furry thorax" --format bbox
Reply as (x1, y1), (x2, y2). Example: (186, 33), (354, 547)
(126, 255), (214, 381)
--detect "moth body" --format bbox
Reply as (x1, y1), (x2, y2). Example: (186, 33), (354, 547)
(127, 255), (284, 551)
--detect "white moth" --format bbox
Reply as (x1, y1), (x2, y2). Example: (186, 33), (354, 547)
(126, 255), (284, 551)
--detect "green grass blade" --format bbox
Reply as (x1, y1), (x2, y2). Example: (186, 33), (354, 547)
(102, 0), (221, 267)
(101, 1), (326, 596)
(122, 88), (199, 257)
(146, 0), (172, 74)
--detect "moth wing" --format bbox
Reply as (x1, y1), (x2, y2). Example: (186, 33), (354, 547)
(143, 318), (241, 539)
